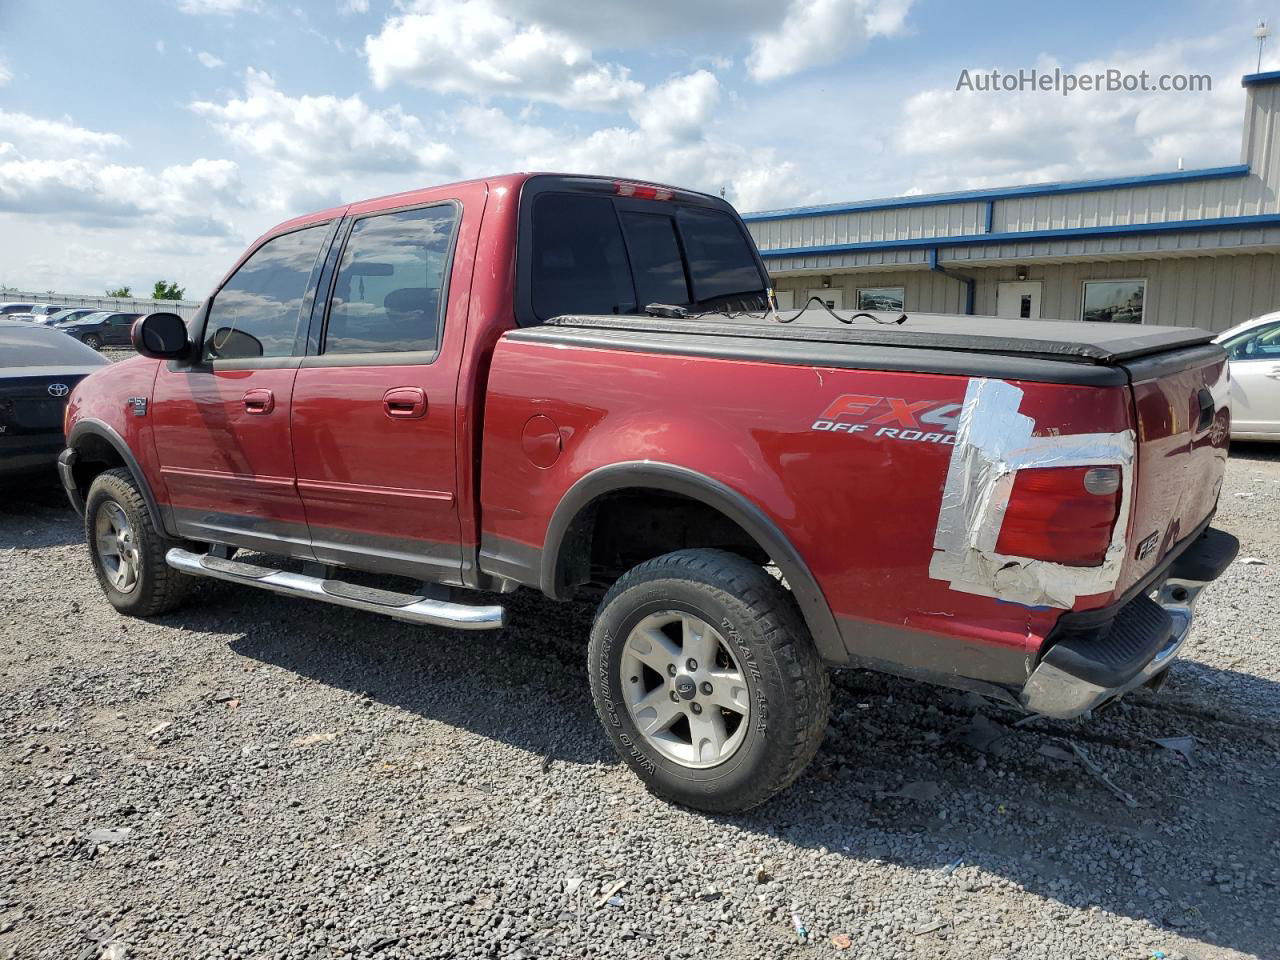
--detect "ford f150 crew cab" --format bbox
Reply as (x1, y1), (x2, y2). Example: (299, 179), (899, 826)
(60, 173), (1239, 812)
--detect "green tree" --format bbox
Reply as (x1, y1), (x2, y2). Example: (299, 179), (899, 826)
(106, 285), (131, 298)
(151, 280), (185, 301)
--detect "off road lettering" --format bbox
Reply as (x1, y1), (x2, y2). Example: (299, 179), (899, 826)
(813, 395), (962, 445)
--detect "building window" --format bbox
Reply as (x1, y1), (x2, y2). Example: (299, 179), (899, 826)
(1081, 279), (1145, 324)
(856, 286), (905, 311)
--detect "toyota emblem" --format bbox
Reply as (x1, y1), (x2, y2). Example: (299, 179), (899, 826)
(47, 383), (70, 398)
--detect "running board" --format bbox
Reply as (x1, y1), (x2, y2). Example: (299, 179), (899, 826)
(165, 548), (506, 631)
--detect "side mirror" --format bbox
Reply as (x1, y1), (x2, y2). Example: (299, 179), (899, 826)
(207, 326), (263, 360)
(132, 312), (190, 359)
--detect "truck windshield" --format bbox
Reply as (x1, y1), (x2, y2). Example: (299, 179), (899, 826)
(529, 192), (766, 322)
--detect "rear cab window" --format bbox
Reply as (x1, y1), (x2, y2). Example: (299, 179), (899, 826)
(520, 179), (769, 325)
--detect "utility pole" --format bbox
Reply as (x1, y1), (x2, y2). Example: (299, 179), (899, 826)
(1256, 20), (1271, 73)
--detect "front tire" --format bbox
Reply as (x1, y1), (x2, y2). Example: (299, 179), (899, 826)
(85, 468), (194, 616)
(588, 549), (830, 813)
(82, 334), (102, 350)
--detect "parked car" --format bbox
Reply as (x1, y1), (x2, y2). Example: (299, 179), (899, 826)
(40, 308), (99, 327)
(56, 311), (141, 350)
(0, 320), (109, 481)
(29, 303), (67, 317)
(1215, 311), (1280, 441)
(59, 173), (1238, 812)
(0, 302), (37, 315)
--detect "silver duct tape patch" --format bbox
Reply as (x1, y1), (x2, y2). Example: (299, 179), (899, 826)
(929, 377), (1135, 609)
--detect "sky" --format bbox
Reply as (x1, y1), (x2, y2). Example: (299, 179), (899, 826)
(0, 0), (1277, 299)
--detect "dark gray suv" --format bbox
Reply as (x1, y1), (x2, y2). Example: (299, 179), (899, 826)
(56, 311), (141, 350)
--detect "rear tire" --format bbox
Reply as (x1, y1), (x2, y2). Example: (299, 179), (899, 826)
(85, 468), (194, 616)
(82, 334), (102, 350)
(588, 548), (830, 813)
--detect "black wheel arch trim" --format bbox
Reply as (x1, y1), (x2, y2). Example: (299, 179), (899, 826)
(65, 419), (173, 537)
(540, 461), (845, 662)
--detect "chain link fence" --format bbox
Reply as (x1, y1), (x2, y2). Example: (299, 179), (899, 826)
(1, 289), (203, 320)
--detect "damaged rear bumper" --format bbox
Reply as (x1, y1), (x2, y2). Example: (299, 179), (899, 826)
(1020, 527), (1239, 719)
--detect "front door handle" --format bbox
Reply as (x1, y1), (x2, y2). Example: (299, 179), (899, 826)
(1267, 367), (1280, 380)
(243, 388), (275, 415)
(383, 386), (427, 419)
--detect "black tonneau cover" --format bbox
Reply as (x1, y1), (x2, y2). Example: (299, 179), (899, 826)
(543, 308), (1215, 365)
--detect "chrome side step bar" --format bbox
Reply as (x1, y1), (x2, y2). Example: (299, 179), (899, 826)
(165, 548), (506, 631)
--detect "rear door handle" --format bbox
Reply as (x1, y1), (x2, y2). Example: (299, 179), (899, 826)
(1267, 367), (1280, 380)
(243, 388), (275, 415)
(383, 386), (427, 419)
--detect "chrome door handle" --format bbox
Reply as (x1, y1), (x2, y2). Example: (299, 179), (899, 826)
(243, 388), (275, 414)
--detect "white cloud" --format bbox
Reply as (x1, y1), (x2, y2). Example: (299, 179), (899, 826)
(364, 0), (642, 110)
(177, 0), (257, 13)
(156, 39), (167, 53)
(454, 90), (814, 213)
(0, 153), (244, 236)
(629, 71), (720, 144)
(0, 111), (126, 154)
(340, 0), (369, 12)
(0, 59), (12, 87)
(895, 39), (1244, 192)
(749, 0), (912, 82)
(197, 51), (225, 69)
(193, 69), (456, 178)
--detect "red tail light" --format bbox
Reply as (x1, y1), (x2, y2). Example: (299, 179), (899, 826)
(995, 466), (1121, 567)
(614, 181), (673, 201)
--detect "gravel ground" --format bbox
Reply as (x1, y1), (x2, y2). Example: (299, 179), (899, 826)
(1, 435), (1277, 960)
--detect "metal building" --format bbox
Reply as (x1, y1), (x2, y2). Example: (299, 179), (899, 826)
(744, 71), (1280, 332)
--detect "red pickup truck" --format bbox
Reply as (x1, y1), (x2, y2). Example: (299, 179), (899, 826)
(60, 173), (1238, 812)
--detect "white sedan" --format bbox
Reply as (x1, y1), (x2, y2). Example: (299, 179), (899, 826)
(1216, 311), (1280, 441)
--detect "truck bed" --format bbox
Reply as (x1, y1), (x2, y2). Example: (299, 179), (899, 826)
(541, 309), (1215, 364)
(509, 310), (1220, 387)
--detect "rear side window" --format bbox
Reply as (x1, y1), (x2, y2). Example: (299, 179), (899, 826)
(619, 211), (689, 306)
(204, 223), (329, 361)
(531, 194), (634, 321)
(527, 191), (765, 322)
(324, 204), (459, 356)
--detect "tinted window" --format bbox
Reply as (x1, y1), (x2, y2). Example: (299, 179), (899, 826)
(324, 205), (458, 356)
(204, 224), (328, 361)
(0, 324), (110, 367)
(531, 194), (635, 321)
(620, 211), (689, 306)
(677, 208), (764, 303)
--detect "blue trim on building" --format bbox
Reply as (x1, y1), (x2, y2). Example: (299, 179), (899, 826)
(741, 165), (1251, 223)
(1242, 70), (1280, 87)
(756, 213), (1280, 258)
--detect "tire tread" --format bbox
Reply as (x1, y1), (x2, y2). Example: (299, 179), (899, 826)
(592, 548), (830, 812)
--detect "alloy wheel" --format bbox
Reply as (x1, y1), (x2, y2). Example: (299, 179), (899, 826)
(620, 610), (751, 768)
(94, 500), (140, 593)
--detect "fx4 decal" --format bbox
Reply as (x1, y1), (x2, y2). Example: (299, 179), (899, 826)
(811, 393), (963, 445)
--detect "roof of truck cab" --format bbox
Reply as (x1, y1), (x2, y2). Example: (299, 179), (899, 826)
(259, 172), (720, 240)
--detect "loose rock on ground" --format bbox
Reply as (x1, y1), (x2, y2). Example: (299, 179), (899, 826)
(1, 420), (1276, 959)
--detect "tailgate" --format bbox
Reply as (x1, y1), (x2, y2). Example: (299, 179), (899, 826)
(1115, 343), (1230, 595)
